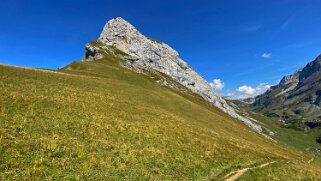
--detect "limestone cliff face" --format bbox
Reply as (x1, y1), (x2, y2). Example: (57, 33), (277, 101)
(83, 17), (262, 133)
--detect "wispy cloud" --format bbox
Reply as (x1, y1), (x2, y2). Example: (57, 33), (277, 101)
(280, 4), (310, 30)
(210, 79), (224, 92)
(277, 63), (302, 72)
(281, 17), (293, 30)
(281, 40), (316, 50)
(261, 53), (272, 59)
(242, 25), (261, 33)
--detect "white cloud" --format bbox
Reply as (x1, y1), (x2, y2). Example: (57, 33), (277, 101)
(261, 53), (272, 59)
(235, 83), (272, 99)
(210, 79), (224, 91)
(226, 92), (234, 97)
(237, 86), (256, 95)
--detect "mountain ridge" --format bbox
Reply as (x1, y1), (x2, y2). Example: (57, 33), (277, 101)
(253, 54), (321, 127)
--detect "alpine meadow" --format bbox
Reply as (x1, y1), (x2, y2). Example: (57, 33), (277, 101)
(1, 1), (321, 180)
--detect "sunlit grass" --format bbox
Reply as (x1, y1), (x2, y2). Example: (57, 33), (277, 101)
(1, 46), (321, 180)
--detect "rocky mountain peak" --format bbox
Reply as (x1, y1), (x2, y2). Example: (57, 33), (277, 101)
(82, 17), (263, 133)
(299, 54), (321, 81)
(253, 53), (321, 121)
(279, 69), (301, 86)
(99, 17), (179, 62)
(277, 55), (321, 88)
(99, 17), (141, 46)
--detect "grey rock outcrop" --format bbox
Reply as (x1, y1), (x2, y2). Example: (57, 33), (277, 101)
(82, 43), (103, 61)
(84, 17), (263, 133)
(279, 69), (301, 87)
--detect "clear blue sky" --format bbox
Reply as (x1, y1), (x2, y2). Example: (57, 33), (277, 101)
(1, 0), (321, 97)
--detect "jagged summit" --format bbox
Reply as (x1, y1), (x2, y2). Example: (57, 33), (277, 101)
(99, 17), (143, 46)
(100, 17), (139, 34)
(278, 69), (301, 86)
(99, 17), (164, 45)
(98, 17), (180, 63)
(104, 17), (131, 26)
(82, 17), (263, 133)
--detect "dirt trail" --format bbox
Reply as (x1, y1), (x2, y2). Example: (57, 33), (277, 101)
(224, 161), (276, 181)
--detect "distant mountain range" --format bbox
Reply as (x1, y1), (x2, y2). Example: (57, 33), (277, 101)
(252, 54), (321, 129)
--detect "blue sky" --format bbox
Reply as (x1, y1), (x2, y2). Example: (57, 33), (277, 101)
(1, 0), (321, 97)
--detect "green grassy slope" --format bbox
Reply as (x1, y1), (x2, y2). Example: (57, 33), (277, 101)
(1, 48), (321, 180)
(230, 100), (321, 156)
(248, 111), (321, 153)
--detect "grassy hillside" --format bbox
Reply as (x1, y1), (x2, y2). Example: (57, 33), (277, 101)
(229, 100), (321, 159)
(1, 47), (321, 180)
